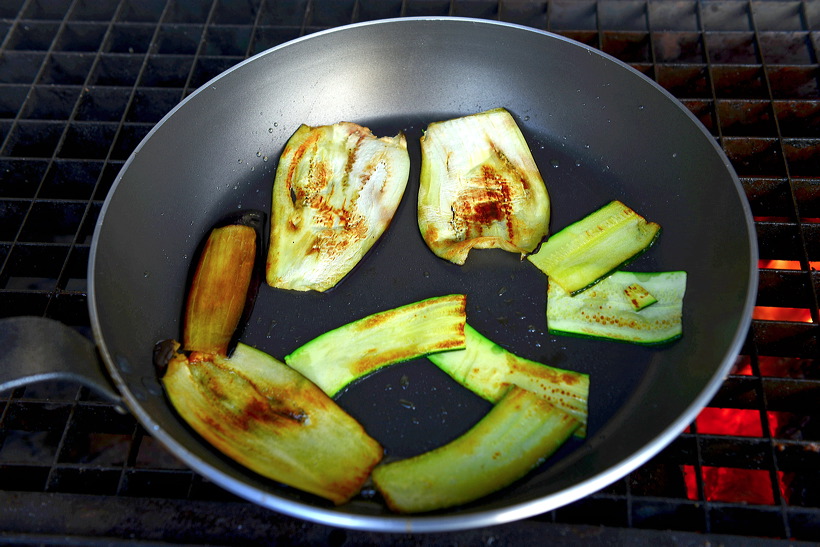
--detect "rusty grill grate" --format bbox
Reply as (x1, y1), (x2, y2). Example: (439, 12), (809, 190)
(0, 0), (818, 544)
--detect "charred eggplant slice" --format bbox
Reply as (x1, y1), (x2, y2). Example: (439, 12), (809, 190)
(162, 342), (383, 505)
(183, 214), (261, 356)
(266, 122), (410, 292)
(418, 108), (550, 265)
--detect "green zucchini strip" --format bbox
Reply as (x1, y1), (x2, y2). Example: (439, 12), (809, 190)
(372, 386), (579, 513)
(547, 271), (687, 345)
(528, 200), (661, 295)
(285, 294), (467, 396)
(428, 323), (589, 437)
(162, 342), (383, 505)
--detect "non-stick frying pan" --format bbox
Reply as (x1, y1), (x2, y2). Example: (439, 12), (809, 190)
(0, 18), (757, 532)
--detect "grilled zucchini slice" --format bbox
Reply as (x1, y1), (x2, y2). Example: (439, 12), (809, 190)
(372, 386), (579, 513)
(528, 200), (660, 295)
(285, 295), (467, 396)
(547, 271), (687, 345)
(428, 323), (589, 436)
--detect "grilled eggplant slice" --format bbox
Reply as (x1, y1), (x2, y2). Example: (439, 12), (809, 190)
(428, 323), (589, 436)
(418, 108), (550, 265)
(266, 122), (410, 292)
(547, 271), (687, 345)
(183, 223), (257, 356)
(162, 342), (383, 505)
(528, 200), (661, 295)
(285, 295), (467, 396)
(372, 386), (579, 513)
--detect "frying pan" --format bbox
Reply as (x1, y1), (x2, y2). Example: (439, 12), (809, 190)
(0, 18), (757, 532)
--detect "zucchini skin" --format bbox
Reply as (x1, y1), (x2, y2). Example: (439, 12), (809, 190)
(372, 386), (579, 513)
(547, 271), (687, 345)
(285, 295), (467, 396)
(428, 323), (589, 436)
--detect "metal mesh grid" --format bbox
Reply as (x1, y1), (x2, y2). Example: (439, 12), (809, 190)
(0, 0), (818, 544)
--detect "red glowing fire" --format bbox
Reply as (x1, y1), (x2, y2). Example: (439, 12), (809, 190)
(683, 406), (790, 505)
(754, 260), (813, 323)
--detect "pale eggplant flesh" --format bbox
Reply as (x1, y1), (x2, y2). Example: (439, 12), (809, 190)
(418, 108), (550, 265)
(162, 342), (384, 505)
(266, 122), (410, 292)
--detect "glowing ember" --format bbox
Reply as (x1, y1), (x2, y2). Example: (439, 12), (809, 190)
(683, 407), (791, 505)
(683, 465), (776, 504)
(753, 306), (813, 322)
(696, 407), (763, 436)
(758, 259), (802, 270)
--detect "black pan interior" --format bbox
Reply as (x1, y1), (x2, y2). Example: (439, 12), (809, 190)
(89, 18), (755, 529)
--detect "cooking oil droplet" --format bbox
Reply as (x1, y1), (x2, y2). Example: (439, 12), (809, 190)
(262, 156), (268, 161)
(399, 399), (415, 410)
(256, 151), (262, 157)
(143, 271), (149, 278)
(411, 418), (420, 425)
(498, 286), (508, 297)
(523, 115), (530, 121)
(273, 122), (278, 127)
(638, 104), (645, 110)
(672, 152), (678, 158)
(400, 375), (410, 390)
(527, 325), (537, 333)
(550, 159), (559, 168)
(584, 143), (590, 149)
(268, 128), (273, 133)
(575, 160), (582, 167)
(237, 158), (242, 163)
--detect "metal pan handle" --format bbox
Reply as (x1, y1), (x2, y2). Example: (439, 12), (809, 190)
(0, 316), (125, 412)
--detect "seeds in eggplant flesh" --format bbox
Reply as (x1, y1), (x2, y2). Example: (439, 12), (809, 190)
(266, 122), (410, 292)
(547, 271), (687, 345)
(161, 342), (383, 505)
(371, 386), (579, 513)
(285, 294), (467, 396)
(418, 107), (550, 265)
(527, 200), (661, 295)
(183, 224), (256, 356)
(428, 323), (589, 437)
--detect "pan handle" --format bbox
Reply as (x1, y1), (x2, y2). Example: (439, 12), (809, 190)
(0, 316), (125, 412)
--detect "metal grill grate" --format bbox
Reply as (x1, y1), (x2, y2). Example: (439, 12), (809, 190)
(0, 0), (818, 544)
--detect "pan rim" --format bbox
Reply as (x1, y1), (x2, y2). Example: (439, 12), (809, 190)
(87, 16), (758, 533)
